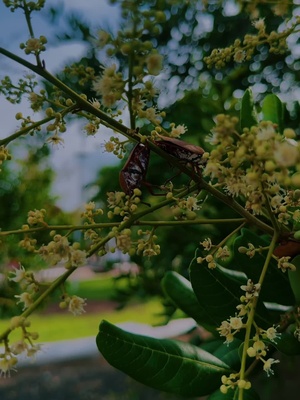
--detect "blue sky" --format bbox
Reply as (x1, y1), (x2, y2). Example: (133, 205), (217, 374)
(0, 1), (121, 211)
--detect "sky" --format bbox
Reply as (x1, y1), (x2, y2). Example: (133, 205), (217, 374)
(0, 1), (122, 211)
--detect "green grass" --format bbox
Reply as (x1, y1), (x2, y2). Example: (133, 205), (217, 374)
(0, 276), (166, 342)
(67, 274), (129, 301)
(30, 297), (164, 342)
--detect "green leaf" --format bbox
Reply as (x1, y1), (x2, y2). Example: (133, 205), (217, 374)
(233, 228), (295, 306)
(208, 386), (260, 400)
(240, 88), (258, 130)
(96, 320), (232, 397)
(212, 338), (242, 370)
(161, 271), (217, 333)
(190, 253), (275, 329)
(273, 330), (300, 355)
(201, 338), (242, 370)
(288, 255), (300, 304)
(261, 94), (284, 133)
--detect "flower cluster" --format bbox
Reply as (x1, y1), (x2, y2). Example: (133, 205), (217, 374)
(89, 4), (166, 124)
(103, 136), (127, 159)
(247, 336), (280, 377)
(45, 108), (67, 145)
(204, 17), (298, 69)
(217, 277), (281, 381)
(28, 90), (46, 111)
(0, 316), (42, 376)
(238, 243), (257, 258)
(220, 373), (251, 394)
(64, 63), (97, 87)
(196, 238), (231, 269)
(0, 74), (37, 105)
(9, 265), (40, 310)
(107, 189), (142, 219)
(81, 201), (104, 224)
(114, 228), (133, 254)
(276, 256), (296, 273)
(39, 234), (87, 268)
(0, 145), (12, 169)
(240, 0), (292, 18)
(217, 316), (245, 345)
(204, 116), (300, 218)
(136, 229), (161, 257)
(59, 295), (87, 316)
(92, 64), (125, 108)
(171, 195), (201, 221)
(27, 208), (46, 226)
(20, 35), (47, 56)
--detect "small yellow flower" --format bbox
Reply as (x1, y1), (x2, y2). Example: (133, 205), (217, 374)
(234, 49), (246, 63)
(15, 292), (33, 310)
(247, 340), (267, 359)
(229, 316), (243, 330)
(47, 134), (65, 147)
(277, 256), (296, 272)
(216, 246), (230, 260)
(104, 141), (115, 152)
(186, 196), (200, 211)
(0, 355), (18, 377)
(8, 265), (26, 283)
(263, 358), (280, 377)
(170, 124), (187, 138)
(146, 53), (163, 75)
(200, 238), (212, 251)
(68, 295), (87, 315)
(241, 279), (261, 298)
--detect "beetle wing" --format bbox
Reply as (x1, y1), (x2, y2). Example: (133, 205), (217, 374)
(158, 136), (205, 155)
(119, 143), (150, 195)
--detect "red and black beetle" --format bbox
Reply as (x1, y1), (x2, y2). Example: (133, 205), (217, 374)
(119, 143), (150, 196)
(154, 135), (207, 173)
(119, 135), (206, 196)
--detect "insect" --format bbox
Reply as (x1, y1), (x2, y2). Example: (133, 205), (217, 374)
(273, 239), (300, 258)
(119, 135), (206, 196)
(119, 143), (150, 196)
(154, 135), (206, 174)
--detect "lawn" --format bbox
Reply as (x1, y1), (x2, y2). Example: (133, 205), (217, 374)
(0, 275), (167, 342)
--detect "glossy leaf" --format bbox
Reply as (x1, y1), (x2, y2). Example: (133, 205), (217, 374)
(96, 320), (232, 397)
(288, 255), (300, 304)
(201, 338), (242, 370)
(261, 93), (284, 133)
(272, 330), (300, 355)
(190, 253), (275, 329)
(233, 228), (295, 306)
(240, 88), (258, 130)
(161, 271), (217, 333)
(211, 338), (242, 370)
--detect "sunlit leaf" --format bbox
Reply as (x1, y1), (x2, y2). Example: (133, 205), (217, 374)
(261, 93), (284, 133)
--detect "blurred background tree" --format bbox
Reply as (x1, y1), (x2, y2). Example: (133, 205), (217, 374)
(36, 0), (300, 307)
